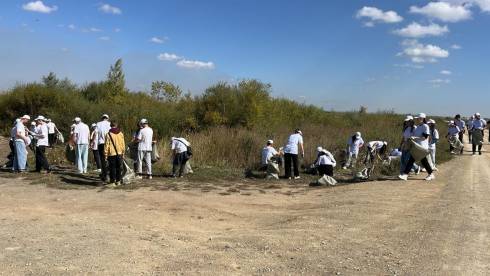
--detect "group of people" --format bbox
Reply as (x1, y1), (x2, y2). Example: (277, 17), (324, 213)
(8, 113), (193, 187)
(261, 112), (487, 183)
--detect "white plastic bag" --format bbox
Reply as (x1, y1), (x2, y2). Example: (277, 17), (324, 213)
(122, 159), (136, 184)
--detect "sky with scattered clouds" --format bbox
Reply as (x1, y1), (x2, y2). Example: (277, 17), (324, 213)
(0, 0), (489, 116)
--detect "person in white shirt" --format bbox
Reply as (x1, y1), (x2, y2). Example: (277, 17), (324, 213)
(446, 121), (461, 154)
(171, 137), (191, 177)
(470, 112), (486, 155)
(427, 119), (439, 171)
(96, 114), (111, 181)
(261, 140), (279, 168)
(466, 115), (474, 144)
(46, 119), (58, 147)
(33, 116), (51, 173)
(73, 117), (90, 174)
(399, 115), (421, 175)
(90, 123), (101, 172)
(343, 132), (364, 169)
(283, 129), (304, 179)
(12, 115), (30, 172)
(454, 114), (465, 154)
(399, 113), (435, 181)
(315, 147), (336, 177)
(362, 140), (388, 178)
(136, 119), (154, 179)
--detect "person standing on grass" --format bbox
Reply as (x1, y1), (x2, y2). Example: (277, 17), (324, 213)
(446, 121), (461, 154)
(454, 114), (465, 154)
(135, 119), (153, 179)
(399, 113), (435, 181)
(46, 119), (58, 147)
(96, 114), (111, 181)
(283, 129), (304, 180)
(90, 123), (101, 172)
(12, 115), (31, 173)
(33, 116), (51, 173)
(73, 117), (90, 174)
(471, 112), (486, 155)
(343, 132), (364, 170)
(399, 116), (420, 175)
(104, 121), (125, 187)
(467, 115), (474, 144)
(315, 148), (336, 177)
(171, 137), (191, 178)
(261, 140), (280, 169)
(427, 119), (439, 171)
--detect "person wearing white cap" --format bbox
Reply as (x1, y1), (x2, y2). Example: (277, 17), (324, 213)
(399, 113), (435, 181)
(96, 114), (111, 181)
(466, 115), (475, 144)
(427, 119), (439, 171)
(454, 114), (465, 154)
(315, 147), (336, 177)
(90, 123), (101, 172)
(283, 129), (304, 179)
(33, 115), (51, 173)
(171, 136), (191, 177)
(261, 140), (279, 168)
(446, 120), (461, 154)
(46, 119), (59, 147)
(343, 132), (364, 170)
(362, 140), (388, 178)
(399, 115), (421, 175)
(470, 112), (486, 155)
(12, 115), (31, 172)
(73, 117), (90, 174)
(135, 118), (154, 179)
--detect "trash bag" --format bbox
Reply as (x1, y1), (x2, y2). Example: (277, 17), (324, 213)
(448, 136), (464, 150)
(151, 143), (160, 163)
(409, 139), (430, 161)
(122, 159), (136, 184)
(128, 142), (138, 161)
(65, 144), (76, 164)
(317, 175), (337, 186)
(184, 161), (194, 174)
(56, 132), (64, 144)
(472, 129), (483, 146)
(266, 160), (280, 179)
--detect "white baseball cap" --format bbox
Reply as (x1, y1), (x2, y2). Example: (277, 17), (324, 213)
(475, 112), (481, 117)
(355, 132), (361, 138)
(404, 115), (414, 121)
(415, 113), (426, 119)
(140, 118), (148, 124)
(101, 114), (110, 119)
(35, 115), (46, 121)
(31, 122), (36, 126)
(20, 115), (31, 120)
(91, 123), (97, 128)
(427, 119), (436, 124)
(317, 146), (323, 152)
(267, 139), (274, 144)
(74, 117), (81, 123)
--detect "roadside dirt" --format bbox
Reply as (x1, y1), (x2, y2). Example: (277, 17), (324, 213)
(0, 139), (489, 275)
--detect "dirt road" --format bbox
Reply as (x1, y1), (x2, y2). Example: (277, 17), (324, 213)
(0, 148), (489, 274)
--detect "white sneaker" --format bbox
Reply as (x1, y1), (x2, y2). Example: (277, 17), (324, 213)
(148, 176), (152, 180)
(342, 166), (347, 170)
(398, 174), (408, 181)
(415, 166), (421, 175)
(432, 167), (438, 171)
(294, 176), (301, 180)
(425, 174), (435, 181)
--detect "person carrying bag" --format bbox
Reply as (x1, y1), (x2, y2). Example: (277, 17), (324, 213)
(104, 122), (125, 187)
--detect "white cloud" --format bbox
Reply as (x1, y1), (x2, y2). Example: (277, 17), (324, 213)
(394, 63), (425, 69)
(440, 70), (452, 75)
(356, 6), (403, 25)
(445, 0), (490, 12)
(177, 59), (215, 69)
(401, 39), (450, 63)
(99, 36), (110, 41)
(451, 44), (462, 49)
(90, 27), (102, 32)
(410, 2), (472, 22)
(429, 78), (451, 84)
(475, 0), (490, 12)
(68, 24), (75, 30)
(149, 37), (166, 44)
(157, 53), (182, 61)
(22, 1), (58, 13)
(394, 22), (449, 38)
(98, 3), (122, 15)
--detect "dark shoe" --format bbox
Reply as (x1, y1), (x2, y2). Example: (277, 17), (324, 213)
(479, 151), (482, 155)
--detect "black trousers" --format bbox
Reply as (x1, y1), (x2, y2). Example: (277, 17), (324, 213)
(318, 164), (333, 177)
(35, 146), (50, 172)
(92, 149), (101, 169)
(284, 153), (299, 178)
(98, 144), (107, 180)
(172, 152), (188, 177)
(472, 144), (483, 154)
(48, 133), (56, 146)
(404, 156), (432, 175)
(107, 155), (122, 183)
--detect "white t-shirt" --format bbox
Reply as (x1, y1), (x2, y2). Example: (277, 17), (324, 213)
(429, 129), (439, 150)
(467, 119), (474, 129)
(347, 137), (364, 155)
(96, 120), (111, 145)
(284, 133), (303, 155)
(47, 122), (56, 134)
(448, 126), (460, 136)
(137, 127), (153, 151)
(171, 138), (189, 154)
(413, 123), (430, 149)
(261, 146), (278, 165)
(74, 123), (90, 145)
(14, 122), (26, 142)
(316, 151), (336, 167)
(367, 141), (385, 150)
(36, 124), (49, 147)
(454, 119), (465, 131)
(90, 129), (99, 150)
(403, 126), (416, 140)
(472, 119), (486, 130)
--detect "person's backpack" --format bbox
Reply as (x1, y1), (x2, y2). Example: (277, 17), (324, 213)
(176, 138), (192, 158)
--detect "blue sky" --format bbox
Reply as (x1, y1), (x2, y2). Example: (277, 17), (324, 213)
(0, 0), (489, 116)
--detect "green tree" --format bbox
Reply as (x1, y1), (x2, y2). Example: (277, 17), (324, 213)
(106, 58), (126, 101)
(151, 81), (183, 102)
(42, 72), (59, 88)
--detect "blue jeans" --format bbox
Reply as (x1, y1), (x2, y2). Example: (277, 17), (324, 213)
(400, 150), (419, 174)
(13, 140), (27, 171)
(76, 144), (89, 173)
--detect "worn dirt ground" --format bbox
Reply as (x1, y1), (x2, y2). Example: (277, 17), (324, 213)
(0, 139), (489, 275)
